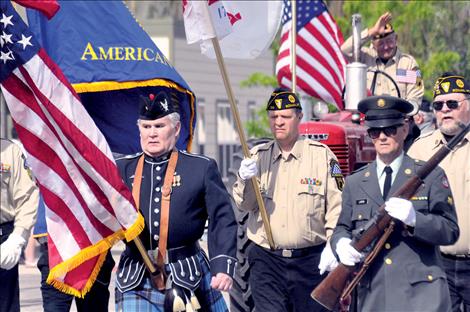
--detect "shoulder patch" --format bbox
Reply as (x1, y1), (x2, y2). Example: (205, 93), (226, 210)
(330, 159), (344, 191)
(180, 150), (210, 161)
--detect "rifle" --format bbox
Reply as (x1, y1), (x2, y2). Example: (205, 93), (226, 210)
(311, 122), (470, 311)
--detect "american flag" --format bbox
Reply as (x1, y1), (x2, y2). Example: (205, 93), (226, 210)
(396, 68), (420, 84)
(276, 0), (347, 109)
(0, 1), (143, 297)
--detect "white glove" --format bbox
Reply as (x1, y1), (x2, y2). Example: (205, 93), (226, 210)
(336, 237), (363, 266)
(238, 158), (258, 180)
(385, 197), (416, 227)
(0, 233), (26, 270)
(318, 243), (338, 275)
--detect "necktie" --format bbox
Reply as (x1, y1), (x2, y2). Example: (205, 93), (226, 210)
(383, 166), (393, 199)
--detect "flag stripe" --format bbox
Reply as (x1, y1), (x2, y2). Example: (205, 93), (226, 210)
(19, 52), (138, 228)
(3, 73), (118, 238)
(1, 0), (143, 297)
(276, 0), (346, 109)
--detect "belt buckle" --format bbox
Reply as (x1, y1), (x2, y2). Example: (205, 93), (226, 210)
(281, 249), (293, 257)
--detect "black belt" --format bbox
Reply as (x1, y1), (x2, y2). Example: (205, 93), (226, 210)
(167, 242), (200, 263)
(441, 253), (470, 261)
(263, 243), (325, 258)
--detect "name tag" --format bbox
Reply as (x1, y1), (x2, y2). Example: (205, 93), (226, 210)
(356, 199), (368, 205)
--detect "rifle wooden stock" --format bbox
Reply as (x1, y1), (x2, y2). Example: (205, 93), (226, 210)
(311, 122), (470, 311)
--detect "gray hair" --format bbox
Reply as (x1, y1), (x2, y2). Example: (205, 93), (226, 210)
(137, 112), (181, 128)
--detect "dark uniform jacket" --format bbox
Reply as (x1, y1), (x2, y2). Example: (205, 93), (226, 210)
(331, 155), (459, 312)
(115, 150), (237, 292)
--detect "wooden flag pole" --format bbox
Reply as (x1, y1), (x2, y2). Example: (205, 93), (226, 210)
(210, 37), (276, 250)
(291, 0), (297, 93)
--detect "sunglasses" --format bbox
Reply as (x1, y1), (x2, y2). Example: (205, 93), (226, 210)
(432, 99), (465, 111)
(367, 125), (399, 139)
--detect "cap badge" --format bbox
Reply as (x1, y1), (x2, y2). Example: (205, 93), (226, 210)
(160, 98), (169, 112)
(275, 99), (283, 109)
(288, 94), (296, 103)
(456, 79), (464, 88)
(441, 82), (450, 93)
(377, 98), (386, 107)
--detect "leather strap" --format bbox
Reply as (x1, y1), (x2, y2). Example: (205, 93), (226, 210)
(131, 155), (145, 210)
(157, 150), (178, 268)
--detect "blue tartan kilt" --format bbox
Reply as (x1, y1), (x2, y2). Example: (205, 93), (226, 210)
(115, 250), (228, 312)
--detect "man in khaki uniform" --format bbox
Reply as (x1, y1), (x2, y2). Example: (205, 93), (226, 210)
(233, 88), (343, 311)
(1, 138), (39, 312)
(408, 74), (470, 311)
(341, 12), (424, 113)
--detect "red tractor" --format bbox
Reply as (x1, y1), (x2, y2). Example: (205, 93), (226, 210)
(299, 111), (375, 175)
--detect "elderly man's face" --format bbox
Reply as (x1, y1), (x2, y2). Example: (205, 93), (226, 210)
(138, 115), (180, 158)
(434, 93), (470, 136)
(373, 34), (397, 61)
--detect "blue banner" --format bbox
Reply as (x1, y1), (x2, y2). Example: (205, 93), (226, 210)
(27, 1), (196, 154)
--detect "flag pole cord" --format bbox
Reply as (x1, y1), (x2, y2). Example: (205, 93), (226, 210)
(291, 0), (297, 93)
(211, 37), (276, 250)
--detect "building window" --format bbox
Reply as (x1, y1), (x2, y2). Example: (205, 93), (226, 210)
(196, 99), (205, 154)
(217, 101), (238, 181)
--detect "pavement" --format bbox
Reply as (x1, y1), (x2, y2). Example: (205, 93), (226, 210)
(19, 240), (230, 311)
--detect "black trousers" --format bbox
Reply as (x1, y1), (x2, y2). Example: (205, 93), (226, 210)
(442, 255), (470, 312)
(248, 243), (329, 312)
(0, 222), (19, 312)
(37, 242), (115, 312)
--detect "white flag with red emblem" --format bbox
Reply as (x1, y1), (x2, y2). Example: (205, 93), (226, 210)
(183, 0), (283, 59)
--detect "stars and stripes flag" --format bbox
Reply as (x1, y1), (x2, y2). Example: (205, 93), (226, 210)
(396, 68), (420, 84)
(0, 1), (143, 297)
(276, 0), (347, 109)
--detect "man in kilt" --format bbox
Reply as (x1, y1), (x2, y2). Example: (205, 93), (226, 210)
(115, 90), (237, 311)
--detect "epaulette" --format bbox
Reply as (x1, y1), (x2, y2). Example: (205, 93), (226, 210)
(116, 152), (143, 161)
(180, 150), (210, 161)
(305, 138), (329, 148)
(350, 163), (370, 175)
(415, 129), (435, 141)
(251, 140), (274, 154)
(411, 158), (425, 166)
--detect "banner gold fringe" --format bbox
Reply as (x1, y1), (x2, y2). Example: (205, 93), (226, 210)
(71, 79), (196, 152)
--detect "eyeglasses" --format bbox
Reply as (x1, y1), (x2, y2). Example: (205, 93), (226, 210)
(432, 99), (466, 111)
(367, 125), (399, 139)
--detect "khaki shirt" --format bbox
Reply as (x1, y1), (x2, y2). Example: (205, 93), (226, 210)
(1, 139), (39, 241)
(232, 137), (342, 249)
(408, 130), (470, 255)
(342, 29), (424, 109)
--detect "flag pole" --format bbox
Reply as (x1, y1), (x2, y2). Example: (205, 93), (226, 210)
(291, 0), (297, 93)
(210, 38), (276, 250)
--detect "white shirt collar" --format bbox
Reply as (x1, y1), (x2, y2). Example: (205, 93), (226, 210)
(376, 152), (404, 191)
